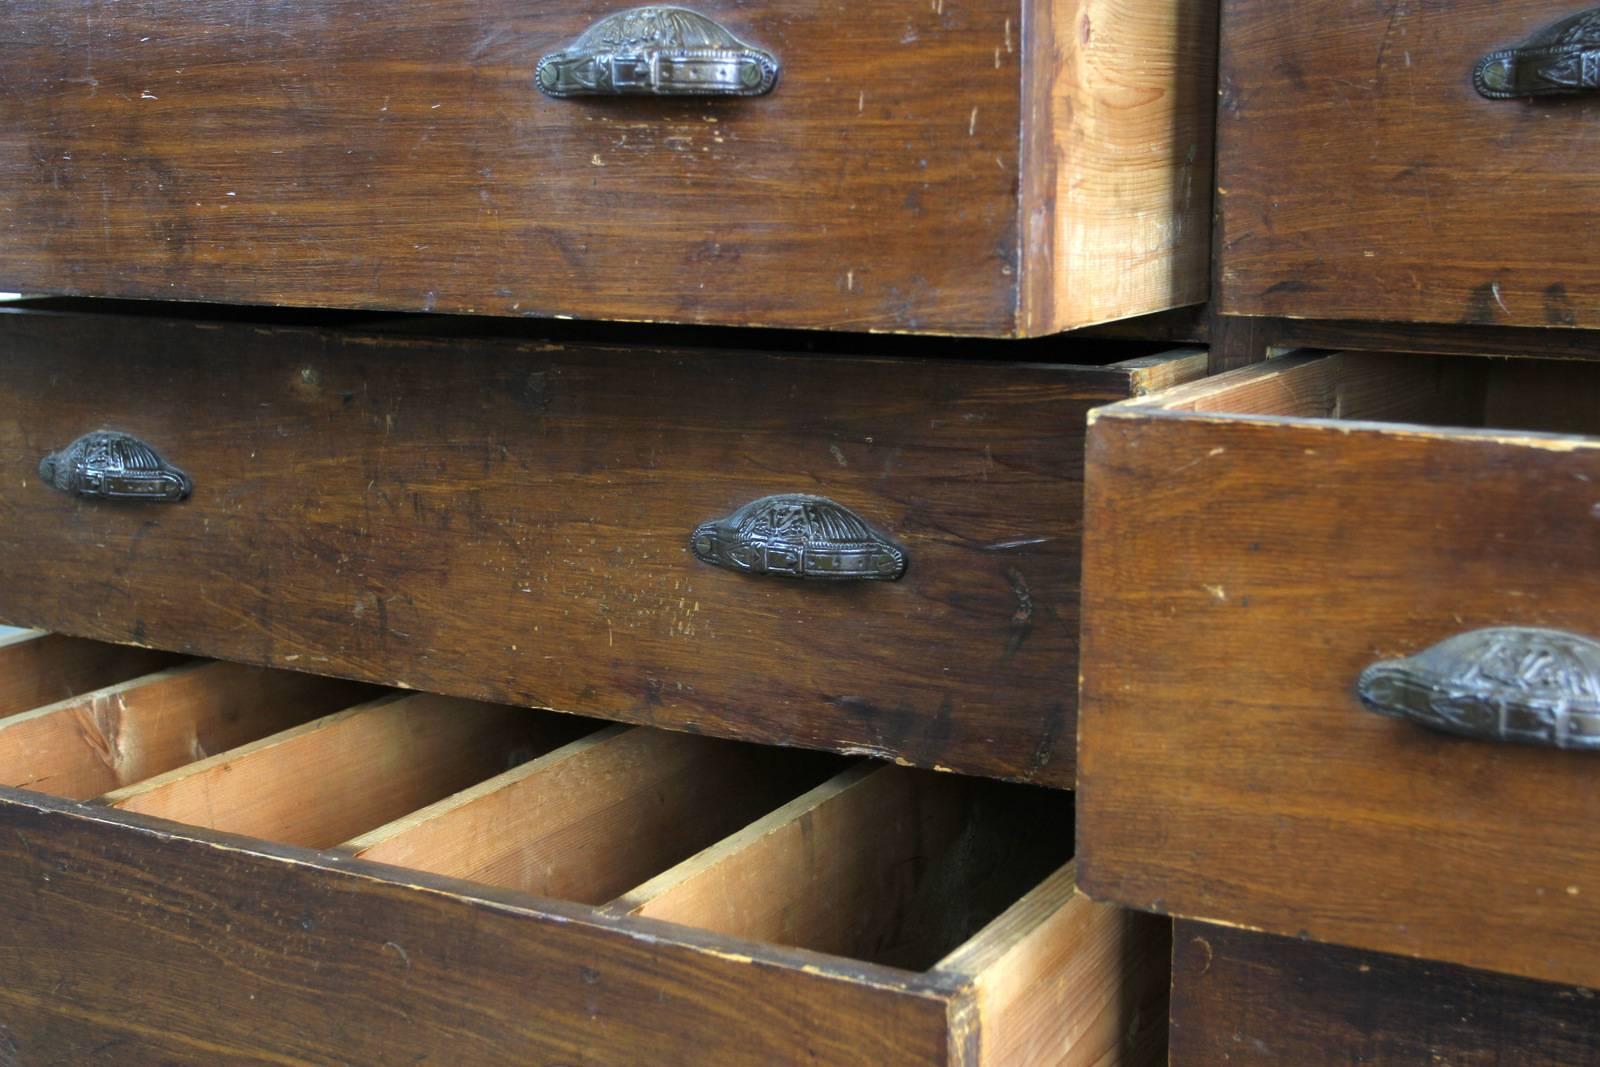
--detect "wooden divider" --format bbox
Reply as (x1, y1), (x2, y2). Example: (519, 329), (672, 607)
(344, 726), (843, 904)
(0, 631), (185, 719)
(101, 694), (594, 848)
(615, 765), (1073, 971)
(0, 661), (377, 800)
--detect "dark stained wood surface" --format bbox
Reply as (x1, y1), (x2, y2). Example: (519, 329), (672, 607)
(0, 310), (1202, 786)
(1218, 0), (1600, 328)
(1171, 921), (1600, 1066)
(0, 787), (960, 1065)
(1078, 352), (1600, 988)
(0, 0), (1213, 335)
(0, 630), (184, 718)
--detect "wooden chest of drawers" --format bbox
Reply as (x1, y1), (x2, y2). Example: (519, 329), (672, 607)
(0, 305), (1203, 788)
(0, 0), (1216, 335)
(0, 632), (1165, 1065)
(1077, 349), (1600, 990)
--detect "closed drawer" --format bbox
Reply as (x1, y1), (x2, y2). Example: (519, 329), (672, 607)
(1171, 921), (1600, 1066)
(1079, 351), (1600, 988)
(0, 633), (1168, 1065)
(1219, 0), (1600, 328)
(0, 307), (1206, 786)
(0, 1), (1214, 336)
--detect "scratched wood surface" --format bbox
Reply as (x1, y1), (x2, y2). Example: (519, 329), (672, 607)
(1078, 352), (1600, 988)
(0, 309), (1203, 785)
(0, 0), (1211, 336)
(1218, 0), (1600, 328)
(1171, 922), (1600, 1066)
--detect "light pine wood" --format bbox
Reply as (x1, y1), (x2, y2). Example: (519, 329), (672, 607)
(620, 766), (1074, 971)
(0, 661), (375, 800)
(1022, 0), (1217, 333)
(0, 631), (184, 719)
(936, 865), (1168, 1067)
(102, 694), (591, 848)
(345, 726), (840, 904)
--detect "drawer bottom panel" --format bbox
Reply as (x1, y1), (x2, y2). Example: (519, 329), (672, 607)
(0, 633), (1166, 1066)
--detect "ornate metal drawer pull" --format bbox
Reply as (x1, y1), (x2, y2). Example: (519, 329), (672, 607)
(690, 495), (907, 581)
(1357, 627), (1600, 750)
(537, 7), (779, 98)
(38, 431), (192, 503)
(1475, 7), (1600, 98)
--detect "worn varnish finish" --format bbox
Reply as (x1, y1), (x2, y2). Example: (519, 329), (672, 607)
(1171, 922), (1600, 1066)
(1218, 0), (1600, 328)
(1079, 352), (1600, 988)
(0, 0), (1213, 336)
(0, 309), (1204, 785)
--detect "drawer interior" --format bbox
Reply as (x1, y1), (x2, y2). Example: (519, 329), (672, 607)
(0, 633), (1115, 1009)
(1146, 350), (1600, 436)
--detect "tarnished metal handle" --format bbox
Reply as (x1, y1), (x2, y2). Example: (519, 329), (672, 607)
(38, 431), (191, 503)
(1475, 7), (1600, 98)
(537, 7), (778, 98)
(1357, 626), (1600, 750)
(691, 494), (907, 581)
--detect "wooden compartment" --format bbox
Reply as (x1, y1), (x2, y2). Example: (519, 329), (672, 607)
(0, 0), (1215, 336)
(0, 637), (1166, 1065)
(0, 305), (1208, 787)
(1079, 350), (1600, 989)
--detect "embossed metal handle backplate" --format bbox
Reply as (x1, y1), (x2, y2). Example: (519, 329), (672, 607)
(691, 494), (907, 581)
(1357, 627), (1600, 750)
(1475, 7), (1600, 98)
(537, 7), (779, 98)
(38, 431), (192, 503)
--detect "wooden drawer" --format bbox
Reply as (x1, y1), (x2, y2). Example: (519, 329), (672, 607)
(1078, 351), (1600, 988)
(1219, 0), (1600, 328)
(0, 1), (1215, 337)
(1171, 921), (1600, 1066)
(0, 307), (1205, 787)
(0, 632), (1168, 1065)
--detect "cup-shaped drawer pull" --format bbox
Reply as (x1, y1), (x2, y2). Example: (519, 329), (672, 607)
(690, 494), (907, 581)
(537, 6), (779, 98)
(1357, 627), (1600, 750)
(1475, 7), (1600, 98)
(38, 431), (192, 503)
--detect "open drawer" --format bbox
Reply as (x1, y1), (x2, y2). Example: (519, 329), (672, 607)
(0, 632), (1166, 1065)
(1078, 350), (1600, 990)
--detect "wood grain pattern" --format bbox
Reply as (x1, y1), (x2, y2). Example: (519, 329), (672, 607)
(0, 311), (1205, 785)
(0, 631), (184, 718)
(1078, 351), (1600, 988)
(104, 694), (593, 847)
(0, 787), (962, 1065)
(0, 0), (1213, 335)
(1218, 0), (1600, 328)
(347, 725), (843, 904)
(935, 866), (1169, 1067)
(0, 660), (375, 799)
(1171, 921), (1600, 1066)
(624, 765), (1074, 971)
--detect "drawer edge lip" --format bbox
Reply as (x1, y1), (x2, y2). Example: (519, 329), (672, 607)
(3, 784), (962, 1001)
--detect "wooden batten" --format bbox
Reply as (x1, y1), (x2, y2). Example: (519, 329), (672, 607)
(345, 726), (843, 905)
(617, 765), (1074, 972)
(0, 660), (376, 800)
(101, 694), (593, 848)
(0, 631), (185, 719)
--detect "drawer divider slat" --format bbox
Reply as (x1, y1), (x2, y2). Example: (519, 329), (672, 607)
(0, 631), (186, 719)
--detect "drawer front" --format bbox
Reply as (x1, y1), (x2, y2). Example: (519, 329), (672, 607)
(1171, 922), (1600, 1066)
(0, 0), (1214, 335)
(0, 636), (1169, 1065)
(1079, 352), (1600, 988)
(1219, 0), (1600, 328)
(0, 310), (1202, 785)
